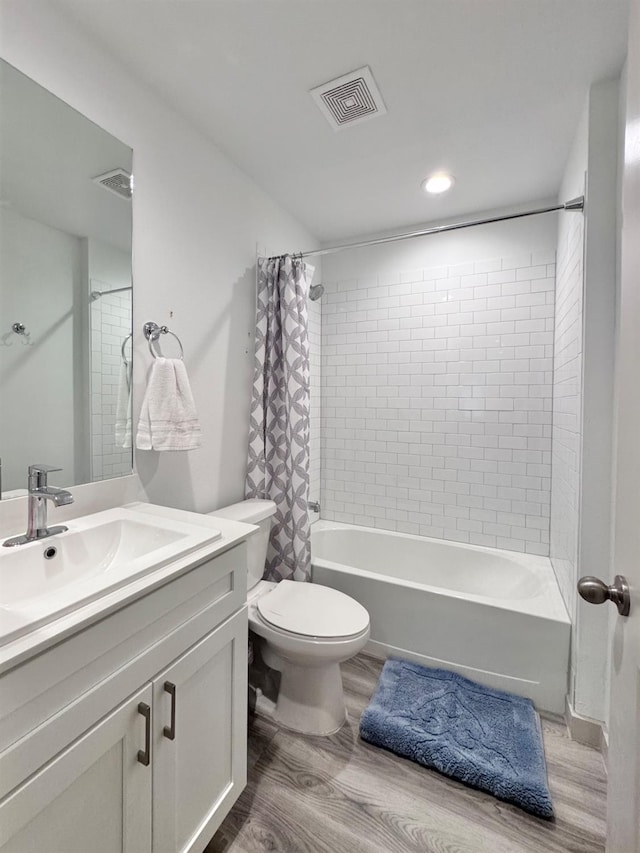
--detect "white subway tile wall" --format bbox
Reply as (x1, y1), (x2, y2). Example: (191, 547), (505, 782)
(90, 291), (133, 480)
(549, 213), (584, 612)
(320, 253), (555, 555)
(308, 294), (322, 508)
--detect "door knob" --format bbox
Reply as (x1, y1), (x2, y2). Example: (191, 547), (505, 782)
(577, 575), (630, 616)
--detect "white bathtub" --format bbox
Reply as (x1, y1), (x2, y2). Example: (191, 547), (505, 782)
(311, 520), (570, 714)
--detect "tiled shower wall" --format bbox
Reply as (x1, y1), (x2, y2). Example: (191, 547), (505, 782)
(307, 295), (322, 507)
(90, 290), (133, 480)
(320, 253), (555, 555)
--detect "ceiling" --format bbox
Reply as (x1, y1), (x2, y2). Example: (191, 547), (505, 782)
(56, 0), (629, 243)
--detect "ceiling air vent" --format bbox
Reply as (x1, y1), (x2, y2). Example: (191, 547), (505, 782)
(92, 168), (133, 200)
(310, 66), (387, 131)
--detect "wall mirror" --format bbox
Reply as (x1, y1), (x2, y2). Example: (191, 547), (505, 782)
(0, 59), (133, 497)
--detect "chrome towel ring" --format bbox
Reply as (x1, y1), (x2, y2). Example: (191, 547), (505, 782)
(121, 333), (133, 366)
(143, 321), (184, 360)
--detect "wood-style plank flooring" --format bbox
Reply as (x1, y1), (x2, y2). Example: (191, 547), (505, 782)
(206, 654), (607, 853)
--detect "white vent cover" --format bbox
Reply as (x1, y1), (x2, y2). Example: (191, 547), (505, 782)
(92, 168), (133, 200)
(310, 66), (387, 131)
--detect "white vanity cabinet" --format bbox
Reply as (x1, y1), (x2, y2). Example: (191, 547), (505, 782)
(0, 538), (249, 853)
(152, 612), (246, 853)
(0, 684), (154, 853)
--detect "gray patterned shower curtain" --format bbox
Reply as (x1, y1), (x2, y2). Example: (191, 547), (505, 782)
(245, 255), (311, 582)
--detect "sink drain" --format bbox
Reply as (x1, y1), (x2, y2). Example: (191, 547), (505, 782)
(43, 545), (57, 560)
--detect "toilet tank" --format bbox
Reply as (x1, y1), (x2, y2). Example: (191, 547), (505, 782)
(208, 499), (276, 590)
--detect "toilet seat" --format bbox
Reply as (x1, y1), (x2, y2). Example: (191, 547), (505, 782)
(256, 580), (369, 640)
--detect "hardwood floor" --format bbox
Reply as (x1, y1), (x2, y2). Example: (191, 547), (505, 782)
(207, 654), (607, 853)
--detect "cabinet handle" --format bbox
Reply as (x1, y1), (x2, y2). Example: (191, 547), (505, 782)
(137, 702), (151, 766)
(163, 681), (176, 740)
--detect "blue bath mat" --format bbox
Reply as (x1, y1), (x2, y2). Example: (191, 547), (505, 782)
(360, 659), (553, 819)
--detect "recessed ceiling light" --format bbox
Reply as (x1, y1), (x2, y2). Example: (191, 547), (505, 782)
(422, 172), (455, 194)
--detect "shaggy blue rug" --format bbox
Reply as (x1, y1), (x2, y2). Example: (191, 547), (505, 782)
(360, 658), (554, 819)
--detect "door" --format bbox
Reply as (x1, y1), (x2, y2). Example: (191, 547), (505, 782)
(606, 0), (640, 849)
(0, 684), (153, 853)
(152, 609), (248, 853)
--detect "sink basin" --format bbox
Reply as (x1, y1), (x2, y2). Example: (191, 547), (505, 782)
(0, 506), (222, 646)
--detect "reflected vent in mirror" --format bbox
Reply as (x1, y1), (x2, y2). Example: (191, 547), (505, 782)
(310, 66), (387, 131)
(92, 168), (133, 200)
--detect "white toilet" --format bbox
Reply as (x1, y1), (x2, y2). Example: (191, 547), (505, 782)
(210, 499), (370, 736)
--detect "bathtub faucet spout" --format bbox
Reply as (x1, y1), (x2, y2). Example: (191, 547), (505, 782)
(308, 501), (320, 514)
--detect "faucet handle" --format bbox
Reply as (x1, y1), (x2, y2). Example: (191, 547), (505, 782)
(28, 464), (62, 489)
(29, 464), (62, 474)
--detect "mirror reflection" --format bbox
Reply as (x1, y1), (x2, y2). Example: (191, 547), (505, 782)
(0, 60), (133, 497)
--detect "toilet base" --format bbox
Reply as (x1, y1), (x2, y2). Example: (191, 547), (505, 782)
(248, 599), (370, 738)
(250, 637), (349, 735)
(273, 660), (348, 736)
(253, 687), (277, 721)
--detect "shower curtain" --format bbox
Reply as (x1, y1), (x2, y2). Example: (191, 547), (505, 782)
(245, 255), (311, 582)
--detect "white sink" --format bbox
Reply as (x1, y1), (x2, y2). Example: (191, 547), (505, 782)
(0, 506), (221, 646)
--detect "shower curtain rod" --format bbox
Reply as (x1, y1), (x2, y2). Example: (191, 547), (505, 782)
(90, 285), (133, 299)
(272, 196), (584, 261)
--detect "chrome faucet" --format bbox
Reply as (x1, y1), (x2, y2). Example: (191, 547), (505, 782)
(2, 464), (74, 547)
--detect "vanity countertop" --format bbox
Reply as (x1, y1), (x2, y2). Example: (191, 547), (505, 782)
(0, 501), (255, 675)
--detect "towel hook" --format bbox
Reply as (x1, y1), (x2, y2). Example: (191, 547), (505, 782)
(143, 321), (184, 360)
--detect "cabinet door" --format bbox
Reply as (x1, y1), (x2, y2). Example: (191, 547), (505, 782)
(152, 608), (247, 853)
(0, 684), (153, 853)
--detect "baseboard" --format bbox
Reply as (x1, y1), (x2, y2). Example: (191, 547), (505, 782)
(565, 696), (607, 756)
(362, 642), (386, 662)
(600, 725), (609, 772)
(538, 708), (566, 726)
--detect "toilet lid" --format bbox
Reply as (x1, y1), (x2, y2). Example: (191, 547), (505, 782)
(257, 580), (369, 638)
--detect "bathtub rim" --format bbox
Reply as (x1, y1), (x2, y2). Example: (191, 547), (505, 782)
(311, 519), (570, 624)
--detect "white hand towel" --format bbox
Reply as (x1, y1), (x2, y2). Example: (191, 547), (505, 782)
(136, 357), (202, 451)
(115, 361), (132, 449)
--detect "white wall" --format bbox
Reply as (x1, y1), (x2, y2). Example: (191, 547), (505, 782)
(551, 79), (619, 724)
(550, 105), (586, 613)
(574, 79), (618, 723)
(88, 239), (131, 292)
(0, 1), (318, 514)
(0, 208), (82, 491)
(605, 61), (628, 731)
(321, 215), (557, 551)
